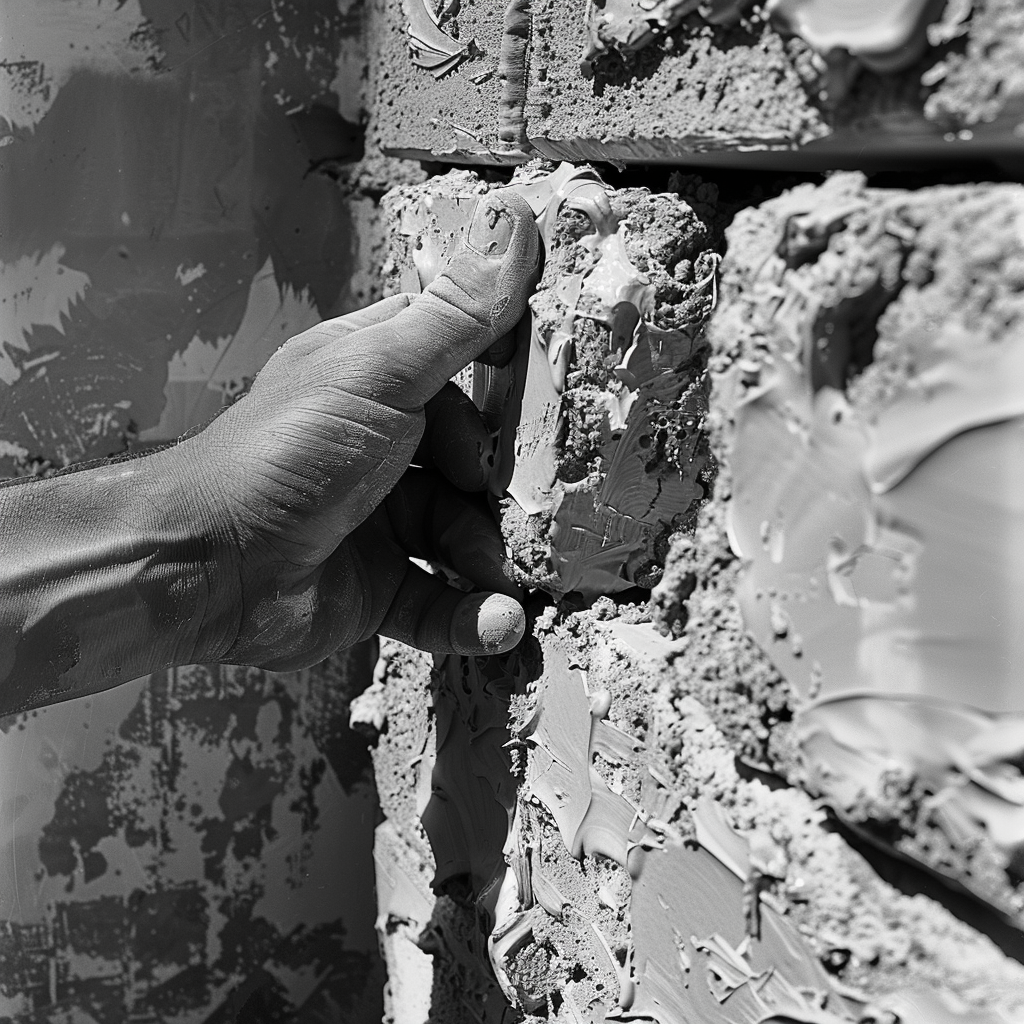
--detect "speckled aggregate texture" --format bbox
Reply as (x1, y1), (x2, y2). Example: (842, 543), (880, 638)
(529, 1), (827, 151)
(382, 164), (721, 597)
(367, 0), (518, 159)
(370, 0), (1024, 165)
(368, 171), (1024, 1024)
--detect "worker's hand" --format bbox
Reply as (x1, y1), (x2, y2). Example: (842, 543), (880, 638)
(185, 191), (539, 671)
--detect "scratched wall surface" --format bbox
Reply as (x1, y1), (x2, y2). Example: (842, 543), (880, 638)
(0, 1), (387, 1020)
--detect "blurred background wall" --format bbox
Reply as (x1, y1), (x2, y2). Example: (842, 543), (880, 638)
(0, 2), (386, 1019)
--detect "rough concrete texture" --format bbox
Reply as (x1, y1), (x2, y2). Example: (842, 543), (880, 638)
(383, 163), (719, 597)
(370, 0), (1024, 166)
(365, 0), (523, 163)
(360, 639), (528, 1023)
(369, 169), (1024, 1022)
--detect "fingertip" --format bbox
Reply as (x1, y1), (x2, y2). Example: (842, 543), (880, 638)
(465, 189), (537, 260)
(347, 194), (538, 409)
(427, 189), (539, 340)
(451, 592), (526, 656)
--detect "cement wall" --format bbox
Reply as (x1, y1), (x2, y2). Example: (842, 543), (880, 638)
(368, 162), (1024, 1023)
(4, 2), (1024, 1021)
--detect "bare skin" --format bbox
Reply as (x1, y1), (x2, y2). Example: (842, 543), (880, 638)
(0, 191), (540, 719)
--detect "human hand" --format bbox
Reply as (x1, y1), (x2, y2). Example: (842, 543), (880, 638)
(183, 191), (540, 671)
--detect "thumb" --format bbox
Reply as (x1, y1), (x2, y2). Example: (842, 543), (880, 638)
(336, 190), (539, 411)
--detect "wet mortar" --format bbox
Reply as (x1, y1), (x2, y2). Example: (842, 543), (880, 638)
(369, 163), (1024, 1024)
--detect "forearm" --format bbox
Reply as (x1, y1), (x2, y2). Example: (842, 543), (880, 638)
(0, 444), (238, 717)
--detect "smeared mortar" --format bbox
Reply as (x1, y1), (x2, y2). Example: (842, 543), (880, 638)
(703, 172), (1024, 925)
(383, 161), (719, 599)
(380, 605), (1024, 1022)
(375, 168), (1024, 1024)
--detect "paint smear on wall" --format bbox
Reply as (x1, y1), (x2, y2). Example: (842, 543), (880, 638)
(0, 245), (91, 385)
(0, 0), (161, 132)
(0, 0), (372, 475)
(0, 1), (384, 1019)
(142, 256), (321, 441)
(0, 657), (383, 1020)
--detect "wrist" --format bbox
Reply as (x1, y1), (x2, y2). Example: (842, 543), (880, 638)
(0, 445), (241, 715)
(147, 440), (244, 666)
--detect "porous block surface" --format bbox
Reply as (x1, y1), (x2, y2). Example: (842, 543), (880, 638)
(367, 171), (1024, 1024)
(370, 0), (1024, 166)
(366, 0), (520, 160)
(383, 162), (720, 597)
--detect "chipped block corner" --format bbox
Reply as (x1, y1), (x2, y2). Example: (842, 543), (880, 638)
(370, 0), (1024, 166)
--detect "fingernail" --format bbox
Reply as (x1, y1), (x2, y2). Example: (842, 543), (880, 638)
(467, 196), (514, 257)
(451, 593), (526, 656)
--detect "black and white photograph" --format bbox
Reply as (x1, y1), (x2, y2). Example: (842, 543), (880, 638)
(1, 1), (1022, 1021)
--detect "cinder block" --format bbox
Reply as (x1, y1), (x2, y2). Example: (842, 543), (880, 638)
(369, 0), (1024, 168)
(371, 166), (1024, 1023)
(383, 163), (719, 597)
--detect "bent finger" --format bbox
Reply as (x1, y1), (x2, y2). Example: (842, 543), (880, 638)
(384, 470), (521, 600)
(414, 382), (494, 492)
(477, 329), (518, 368)
(378, 560), (525, 656)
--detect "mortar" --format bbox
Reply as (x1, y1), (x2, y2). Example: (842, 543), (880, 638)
(383, 161), (720, 600)
(372, 169), (1024, 1024)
